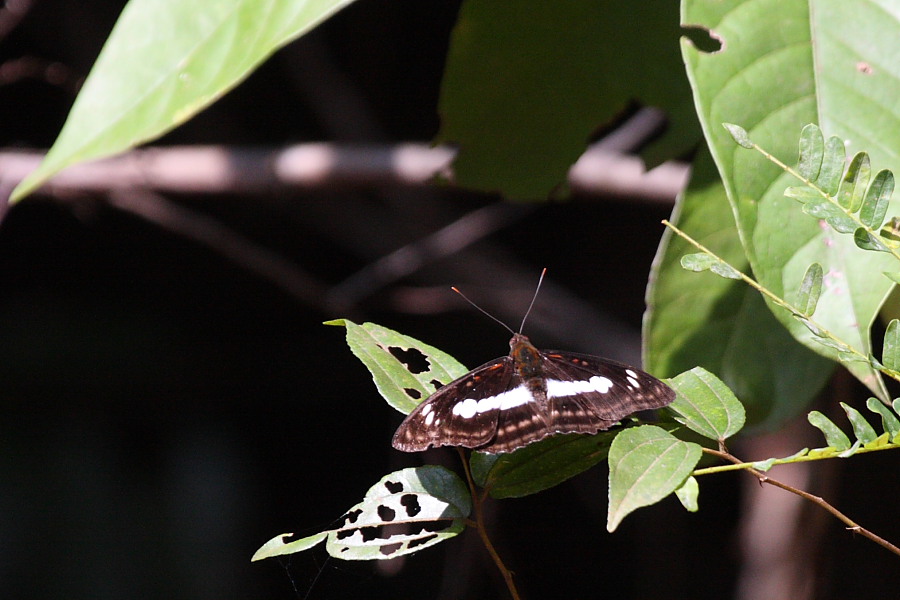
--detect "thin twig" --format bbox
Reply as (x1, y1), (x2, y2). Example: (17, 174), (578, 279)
(702, 447), (900, 557)
(457, 448), (521, 600)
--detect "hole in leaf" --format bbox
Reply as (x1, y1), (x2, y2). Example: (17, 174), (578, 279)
(409, 534), (438, 549)
(377, 505), (397, 522)
(336, 508), (363, 528)
(681, 25), (723, 53)
(389, 346), (430, 374)
(335, 529), (355, 540)
(400, 494), (422, 517)
(430, 379), (444, 391)
(380, 542), (403, 556)
(404, 388), (422, 399)
(385, 480), (404, 494)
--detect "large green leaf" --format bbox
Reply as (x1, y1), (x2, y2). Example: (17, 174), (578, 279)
(436, 0), (696, 199)
(12, 0), (357, 201)
(667, 367), (745, 443)
(682, 0), (900, 399)
(477, 431), (615, 499)
(606, 425), (702, 531)
(644, 149), (833, 428)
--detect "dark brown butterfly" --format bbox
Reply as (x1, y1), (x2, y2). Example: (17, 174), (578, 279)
(392, 271), (675, 454)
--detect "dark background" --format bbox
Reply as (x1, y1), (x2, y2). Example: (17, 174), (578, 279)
(0, 1), (898, 599)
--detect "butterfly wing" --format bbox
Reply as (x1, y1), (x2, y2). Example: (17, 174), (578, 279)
(541, 351), (675, 423)
(391, 356), (515, 452)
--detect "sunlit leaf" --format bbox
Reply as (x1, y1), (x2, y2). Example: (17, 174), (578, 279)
(607, 426), (702, 531)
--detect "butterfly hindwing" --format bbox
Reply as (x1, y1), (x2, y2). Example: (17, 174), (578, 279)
(541, 351), (675, 421)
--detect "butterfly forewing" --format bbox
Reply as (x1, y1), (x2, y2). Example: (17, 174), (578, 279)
(391, 356), (516, 452)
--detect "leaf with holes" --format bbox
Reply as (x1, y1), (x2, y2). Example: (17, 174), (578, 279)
(607, 425), (702, 531)
(324, 466), (471, 560)
(327, 320), (468, 415)
(251, 466), (470, 562)
(667, 367), (745, 442)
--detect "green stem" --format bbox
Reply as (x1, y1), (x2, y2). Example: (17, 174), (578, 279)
(693, 441), (900, 476)
(458, 448), (521, 600)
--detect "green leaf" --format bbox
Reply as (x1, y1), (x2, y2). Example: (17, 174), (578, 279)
(840, 402), (877, 444)
(674, 476), (700, 512)
(784, 186), (825, 203)
(807, 410), (851, 451)
(667, 367), (746, 442)
(723, 123), (752, 148)
(794, 263), (823, 316)
(480, 432), (615, 499)
(886, 272), (900, 285)
(468, 452), (500, 488)
(645, 150), (833, 429)
(684, 0), (896, 401)
(836, 152), (871, 212)
(866, 397), (900, 438)
(800, 198), (856, 233)
(13, 0), (358, 201)
(817, 136), (847, 195)
(797, 123), (824, 181)
(325, 466), (471, 560)
(607, 426), (702, 531)
(252, 531), (328, 562)
(883, 319), (900, 371)
(436, 0), (694, 199)
(679, 253), (742, 279)
(859, 169), (894, 228)
(854, 228), (892, 253)
(330, 320), (468, 415)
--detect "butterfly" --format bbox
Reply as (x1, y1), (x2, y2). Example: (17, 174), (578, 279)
(391, 272), (676, 454)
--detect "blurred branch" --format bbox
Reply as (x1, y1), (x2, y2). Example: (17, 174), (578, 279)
(0, 143), (688, 203)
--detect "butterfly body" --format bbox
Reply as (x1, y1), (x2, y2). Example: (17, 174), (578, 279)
(392, 333), (675, 454)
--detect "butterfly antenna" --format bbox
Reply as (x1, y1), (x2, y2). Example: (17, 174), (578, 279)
(519, 267), (547, 333)
(451, 286), (516, 335)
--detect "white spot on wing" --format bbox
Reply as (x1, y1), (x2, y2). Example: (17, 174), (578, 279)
(547, 376), (614, 397)
(451, 387), (535, 418)
(627, 376), (640, 389)
(424, 411), (434, 426)
(626, 369), (638, 378)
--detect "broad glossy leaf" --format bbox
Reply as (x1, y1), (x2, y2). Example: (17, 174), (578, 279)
(667, 367), (745, 442)
(607, 426), (702, 531)
(13, 0), (358, 200)
(480, 432), (615, 499)
(683, 0), (899, 400)
(328, 320), (468, 415)
(645, 150), (833, 429)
